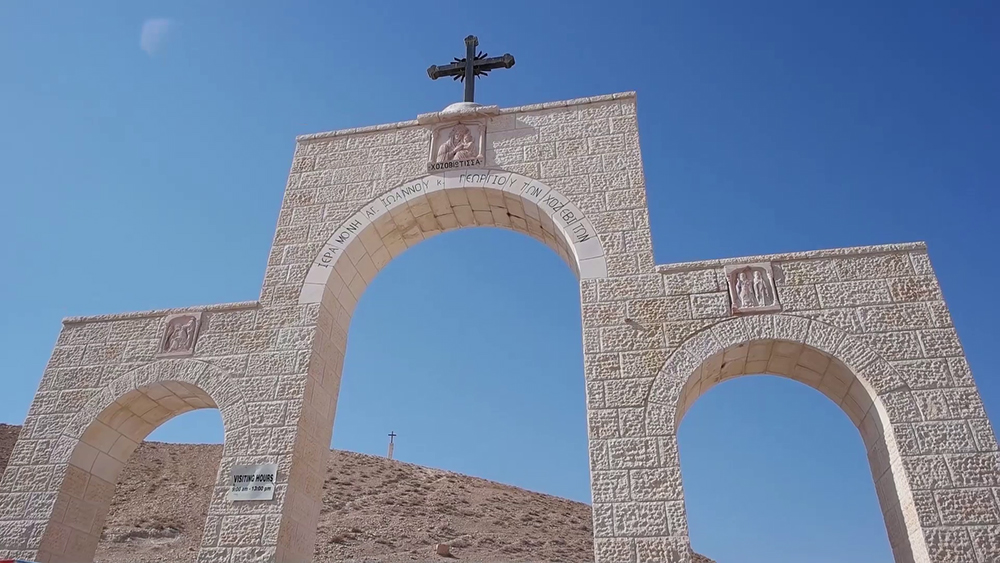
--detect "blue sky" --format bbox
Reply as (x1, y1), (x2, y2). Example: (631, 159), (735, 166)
(2, 2), (998, 562)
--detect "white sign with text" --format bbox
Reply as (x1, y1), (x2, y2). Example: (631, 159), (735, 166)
(228, 463), (278, 501)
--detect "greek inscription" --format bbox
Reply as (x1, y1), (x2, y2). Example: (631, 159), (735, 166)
(333, 219), (363, 244)
(427, 158), (484, 172)
(381, 190), (405, 207)
(400, 179), (427, 197)
(302, 175), (608, 299)
(317, 246), (340, 267)
(460, 172), (512, 187)
(541, 193), (567, 212)
(487, 173), (511, 187)
(558, 208), (579, 225)
(524, 184), (545, 198)
(461, 172), (487, 185)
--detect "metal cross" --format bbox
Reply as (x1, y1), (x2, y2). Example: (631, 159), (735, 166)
(388, 431), (396, 444)
(427, 35), (515, 103)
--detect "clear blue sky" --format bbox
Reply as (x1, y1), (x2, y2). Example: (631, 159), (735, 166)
(2, 2), (998, 562)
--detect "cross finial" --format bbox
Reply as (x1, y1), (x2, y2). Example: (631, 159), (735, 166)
(427, 35), (515, 103)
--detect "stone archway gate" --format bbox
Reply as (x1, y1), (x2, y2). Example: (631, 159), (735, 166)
(0, 93), (997, 563)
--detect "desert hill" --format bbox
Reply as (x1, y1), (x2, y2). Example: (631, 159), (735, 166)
(0, 424), (714, 562)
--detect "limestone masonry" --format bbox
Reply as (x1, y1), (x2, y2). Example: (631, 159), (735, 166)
(0, 92), (997, 563)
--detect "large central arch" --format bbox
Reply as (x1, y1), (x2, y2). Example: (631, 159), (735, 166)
(273, 170), (607, 562)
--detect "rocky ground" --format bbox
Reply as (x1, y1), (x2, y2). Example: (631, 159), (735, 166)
(0, 424), (714, 562)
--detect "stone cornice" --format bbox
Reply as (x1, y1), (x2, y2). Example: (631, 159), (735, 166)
(655, 242), (928, 274)
(295, 91), (637, 143)
(63, 301), (260, 325)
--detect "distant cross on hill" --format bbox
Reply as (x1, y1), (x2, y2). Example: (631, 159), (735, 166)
(427, 35), (515, 103)
(387, 431), (396, 460)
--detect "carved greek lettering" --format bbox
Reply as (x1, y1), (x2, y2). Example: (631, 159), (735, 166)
(524, 184), (544, 198)
(318, 246), (339, 266)
(333, 219), (364, 244)
(541, 193), (566, 212)
(572, 223), (591, 243)
(381, 190), (404, 207)
(558, 208), (579, 225)
(400, 179), (427, 197)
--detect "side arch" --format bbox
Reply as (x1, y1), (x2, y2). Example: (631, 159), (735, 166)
(36, 359), (250, 563)
(297, 169), (608, 306)
(643, 314), (930, 563)
(57, 358), (249, 449)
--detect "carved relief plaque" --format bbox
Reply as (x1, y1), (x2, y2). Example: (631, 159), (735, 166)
(427, 121), (485, 172)
(156, 312), (202, 358)
(724, 263), (781, 315)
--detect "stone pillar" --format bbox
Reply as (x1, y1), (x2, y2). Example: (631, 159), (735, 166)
(585, 245), (1000, 563)
(265, 93), (653, 561)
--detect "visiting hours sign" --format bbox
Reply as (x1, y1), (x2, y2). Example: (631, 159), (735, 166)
(229, 463), (278, 501)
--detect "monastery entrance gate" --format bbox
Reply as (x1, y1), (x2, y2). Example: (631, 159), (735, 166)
(0, 93), (997, 563)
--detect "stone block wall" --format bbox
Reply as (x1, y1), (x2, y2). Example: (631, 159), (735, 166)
(1, 90), (996, 563)
(584, 243), (999, 563)
(259, 93), (657, 562)
(1, 93), (661, 562)
(0, 302), (318, 562)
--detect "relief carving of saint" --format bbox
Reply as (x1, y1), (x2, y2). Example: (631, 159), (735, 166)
(752, 269), (771, 306)
(163, 316), (197, 353)
(727, 264), (780, 314)
(736, 270), (755, 308)
(435, 123), (479, 163)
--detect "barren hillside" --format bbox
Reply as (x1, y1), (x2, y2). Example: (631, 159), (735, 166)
(0, 424), (714, 562)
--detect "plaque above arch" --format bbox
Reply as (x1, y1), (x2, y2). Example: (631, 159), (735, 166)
(298, 170), (608, 305)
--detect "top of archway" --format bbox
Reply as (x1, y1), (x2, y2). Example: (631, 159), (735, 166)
(297, 169), (609, 305)
(655, 242), (927, 274)
(61, 300), (259, 326)
(294, 91), (637, 143)
(417, 102), (501, 124)
(645, 313), (907, 421)
(57, 357), (250, 446)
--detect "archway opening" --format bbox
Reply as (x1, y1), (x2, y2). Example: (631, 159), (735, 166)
(95, 409), (224, 563)
(307, 219), (596, 560)
(288, 173), (606, 561)
(39, 380), (223, 563)
(670, 339), (920, 563)
(678, 375), (894, 562)
(288, 174), (608, 557)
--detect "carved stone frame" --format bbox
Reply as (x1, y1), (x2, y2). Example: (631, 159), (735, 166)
(428, 120), (486, 164)
(155, 311), (203, 358)
(724, 262), (781, 315)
